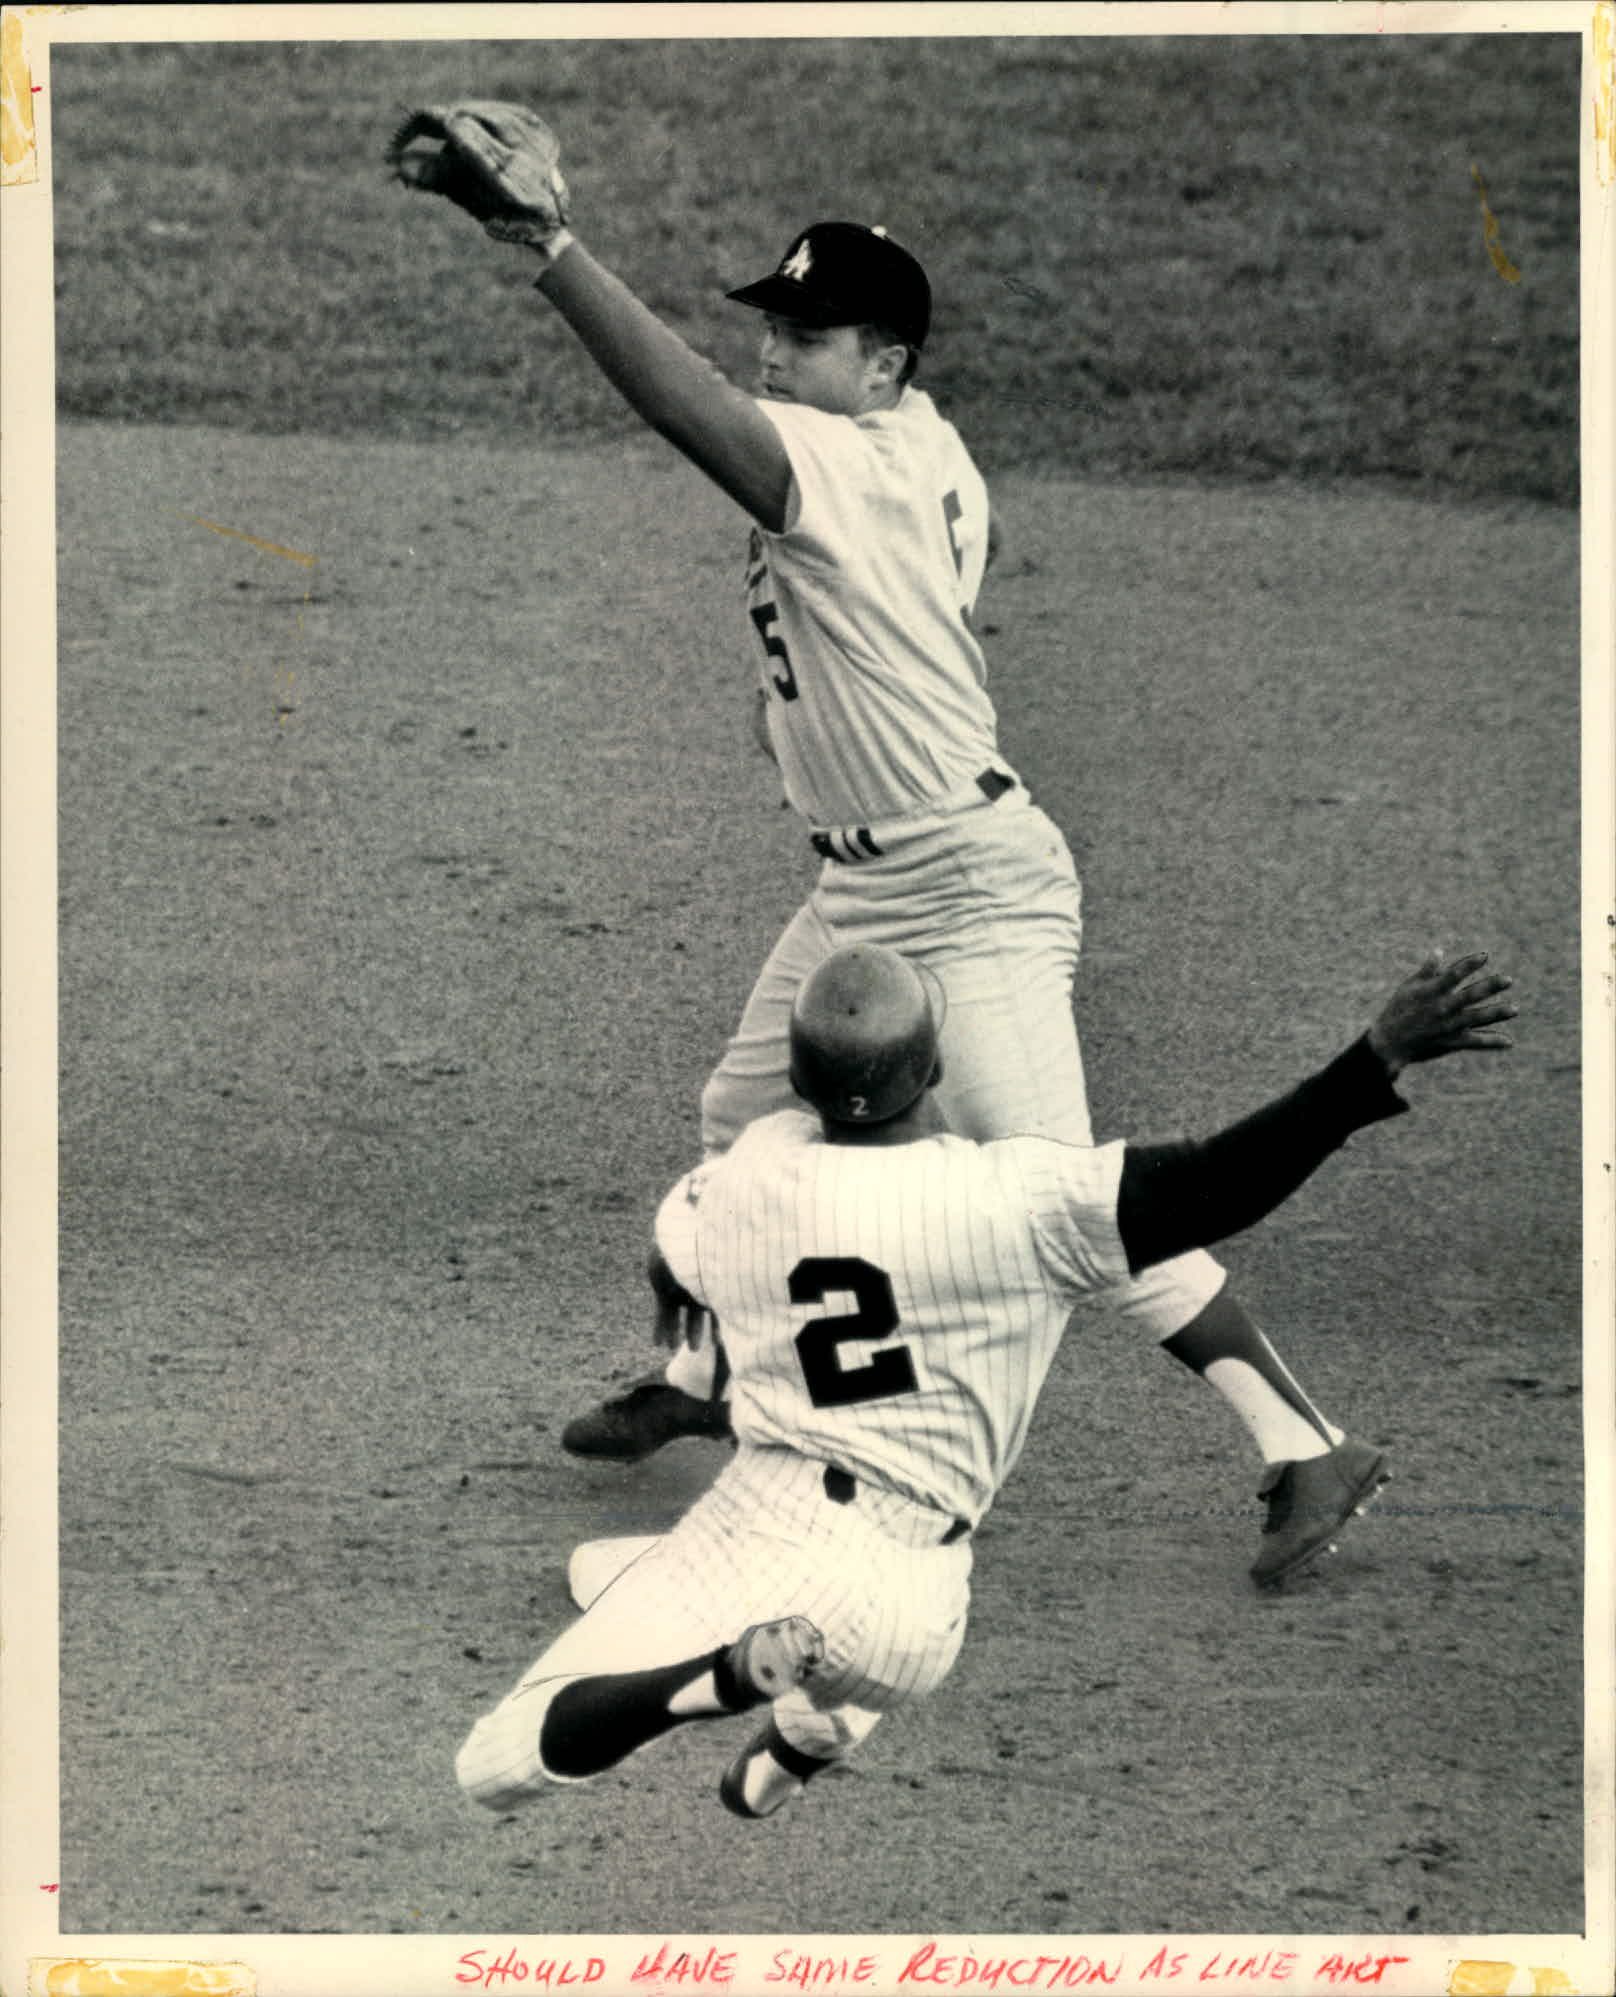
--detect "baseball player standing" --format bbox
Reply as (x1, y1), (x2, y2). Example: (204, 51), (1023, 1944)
(394, 105), (1391, 1585)
(455, 942), (1515, 1818)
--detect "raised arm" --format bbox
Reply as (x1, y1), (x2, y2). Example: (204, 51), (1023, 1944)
(528, 236), (792, 532)
(1117, 950), (1516, 1273)
(386, 100), (792, 530)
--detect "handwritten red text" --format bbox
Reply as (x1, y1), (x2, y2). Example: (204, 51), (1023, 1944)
(897, 1946), (1124, 1989)
(631, 1945), (737, 1986)
(767, 1954), (879, 1987)
(455, 1950), (605, 1988)
(1314, 1958), (1410, 1987)
(1138, 1953), (1299, 1985)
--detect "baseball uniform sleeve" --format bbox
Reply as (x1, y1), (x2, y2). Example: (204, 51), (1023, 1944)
(1116, 1034), (1411, 1273)
(754, 399), (869, 555)
(1012, 1136), (1133, 1296)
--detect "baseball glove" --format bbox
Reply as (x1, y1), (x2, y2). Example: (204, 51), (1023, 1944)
(386, 100), (571, 248)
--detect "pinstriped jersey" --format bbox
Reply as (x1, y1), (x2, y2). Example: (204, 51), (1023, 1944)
(654, 1108), (1130, 1526)
(746, 390), (998, 830)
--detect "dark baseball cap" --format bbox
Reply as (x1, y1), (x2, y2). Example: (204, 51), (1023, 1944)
(726, 221), (931, 350)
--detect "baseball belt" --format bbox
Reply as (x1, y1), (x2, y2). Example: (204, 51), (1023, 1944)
(810, 768), (1016, 866)
(822, 1463), (971, 1545)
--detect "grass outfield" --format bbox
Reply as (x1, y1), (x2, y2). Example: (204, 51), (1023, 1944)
(49, 31), (1578, 500)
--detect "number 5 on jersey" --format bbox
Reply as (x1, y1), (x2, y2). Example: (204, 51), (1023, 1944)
(750, 602), (799, 701)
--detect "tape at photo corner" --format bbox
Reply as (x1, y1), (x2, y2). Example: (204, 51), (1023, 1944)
(28, 1961), (257, 1997)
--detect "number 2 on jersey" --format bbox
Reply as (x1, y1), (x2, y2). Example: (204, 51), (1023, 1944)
(791, 1256), (919, 1409)
(750, 602), (799, 701)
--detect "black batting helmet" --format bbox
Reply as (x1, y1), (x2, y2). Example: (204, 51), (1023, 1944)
(788, 944), (946, 1126)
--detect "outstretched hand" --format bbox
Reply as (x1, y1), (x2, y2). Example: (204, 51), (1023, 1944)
(1367, 950), (1517, 1077)
(647, 1248), (713, 1351)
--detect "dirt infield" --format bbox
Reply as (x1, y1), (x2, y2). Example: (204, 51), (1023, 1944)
(54, 416), (1580, 1942)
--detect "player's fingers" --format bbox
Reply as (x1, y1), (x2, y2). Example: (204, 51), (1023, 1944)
(393, 150), (446, 190)
(1438, 950), (1489, 989)
(1455, 998), (1518, 1029)
(1454, 970), (1512, 998)
(1446, 975), (1513, 1021)
(1426, 1017), (1515, 1050)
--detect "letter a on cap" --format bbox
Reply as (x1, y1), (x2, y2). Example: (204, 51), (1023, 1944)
(781, 240), (813, 281)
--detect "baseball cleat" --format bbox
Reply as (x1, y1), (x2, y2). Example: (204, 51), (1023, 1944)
(560, 1378), (734, 1461)
(1250, 1437), (1390, 1588)
(724, 1616), (826, 1701)
(719, 1721), (832, 1820)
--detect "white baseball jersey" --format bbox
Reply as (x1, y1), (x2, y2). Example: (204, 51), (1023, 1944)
(746, 388), (999, 830)
(656, 1107), (1131, 1527)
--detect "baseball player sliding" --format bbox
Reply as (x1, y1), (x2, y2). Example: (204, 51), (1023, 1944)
(455, 941), (1515, 1819)
(394, 103), (1407, 1585)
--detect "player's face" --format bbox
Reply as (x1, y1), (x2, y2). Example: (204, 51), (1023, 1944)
(757, 316), (897, 415)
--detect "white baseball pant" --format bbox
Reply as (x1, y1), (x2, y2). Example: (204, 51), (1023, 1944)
(456, 1443), (969, 1810)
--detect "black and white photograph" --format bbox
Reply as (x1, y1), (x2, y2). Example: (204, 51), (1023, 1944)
(2, 4), (1609, 1994)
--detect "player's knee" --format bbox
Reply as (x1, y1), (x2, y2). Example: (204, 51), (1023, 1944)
(701, 1061), (801, 1154)
(1114, 1249), (1226, 1341)
(455, 1711), (538, 1811)
(455, 1687), (576, 1811)
(698, 1072), (744, 1154)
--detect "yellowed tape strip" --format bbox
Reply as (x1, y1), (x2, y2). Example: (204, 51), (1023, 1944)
(29, 1962), (257, 1997)
(1, 8), (40, 187)
(1448, 1960), (1580, 1996)
(1596, 0), (1614, 188)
